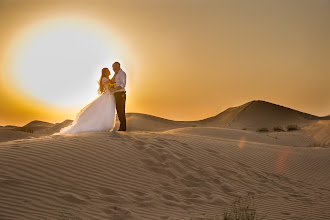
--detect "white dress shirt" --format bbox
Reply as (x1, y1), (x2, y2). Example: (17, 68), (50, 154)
(114, 69), (126, 93)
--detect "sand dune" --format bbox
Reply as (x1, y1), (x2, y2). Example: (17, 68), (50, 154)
(199, 100), (325, 130)
(0, 129), (40, 142)
(36, 120), (74, 135)
(13, 120), (55, 132)
(4, 125), (19, 129)
(0, 121), (52, 142)
(120, 113), (191, 132)
(116, 100), (328, 133)
(111, 100), (328, 133)
(1, 100), (329, 146)
(323, 115), (330, 120)
(303, 120), (330, 146)
(165, 127), (316, 148)
(0, 130), (329, 219)
(0, 100), (329, 219)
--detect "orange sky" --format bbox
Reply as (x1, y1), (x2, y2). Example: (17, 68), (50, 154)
(0, 0), (329, 126)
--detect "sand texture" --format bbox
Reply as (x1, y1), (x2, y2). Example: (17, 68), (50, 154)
(0, 100), (329, 219)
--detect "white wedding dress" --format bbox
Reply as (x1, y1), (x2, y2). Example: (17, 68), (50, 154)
(57, 77), (116, 134)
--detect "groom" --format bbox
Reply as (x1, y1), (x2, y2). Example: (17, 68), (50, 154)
(110, 62), (127, 131)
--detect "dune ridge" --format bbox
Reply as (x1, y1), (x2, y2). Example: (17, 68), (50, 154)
(2, 100), (329, 131)
(199, 100), (325, 128)
(13, 120), (54, 132)
(1, 100), (329, 146)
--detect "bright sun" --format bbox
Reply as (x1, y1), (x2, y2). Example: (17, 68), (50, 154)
(8, 17), (123, 109)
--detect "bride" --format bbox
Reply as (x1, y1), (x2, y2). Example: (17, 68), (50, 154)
(57, 68), (116, 134)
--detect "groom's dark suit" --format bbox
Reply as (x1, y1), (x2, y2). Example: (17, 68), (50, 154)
(112, 69), (127, 131)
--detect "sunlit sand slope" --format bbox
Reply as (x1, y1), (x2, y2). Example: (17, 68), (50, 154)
(0, 131), (329, 219)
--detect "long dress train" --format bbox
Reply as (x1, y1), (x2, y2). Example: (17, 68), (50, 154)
(57, 77), (116, 134)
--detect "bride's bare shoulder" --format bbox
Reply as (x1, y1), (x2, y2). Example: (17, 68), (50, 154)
(102, 77), (110, 83)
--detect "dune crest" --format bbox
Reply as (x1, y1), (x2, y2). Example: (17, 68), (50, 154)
(1, 100), (329, 145)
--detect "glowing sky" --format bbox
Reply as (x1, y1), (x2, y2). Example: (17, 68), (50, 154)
(0, 0), (329, 126)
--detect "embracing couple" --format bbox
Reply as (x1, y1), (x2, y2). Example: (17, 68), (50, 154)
(58, 62), (127, 134)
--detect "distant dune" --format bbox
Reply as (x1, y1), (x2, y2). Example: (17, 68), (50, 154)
(1, 100), (329, 145)
(4, 125), (19, 128)
(118, 100), (328, 132)
(120, 113), (192, 132)
(165, 127), (315, 147)
(36, 120), (74, 134)
(304, 120), (330, 145)
(13, 120), (54, 132)
(0, 130), (40, 142)
(198, 100), (325, 129)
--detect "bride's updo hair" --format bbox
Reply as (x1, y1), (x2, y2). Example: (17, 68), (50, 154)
(98, 68), (110, 94)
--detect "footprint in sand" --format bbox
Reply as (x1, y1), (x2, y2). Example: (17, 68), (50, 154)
(97, 187), (118, 195)
(161, 192), (180, 203)
(129, 190), (153, 207)
(132, 139), (148, 150)
(180, 173), (208, 188)
(58, 192), (88, 204)
(157, 182), (177, 192)
(103, 206), (136, 220)
(141, 158), (177, 179)
(161, 194), (192, 210)
(97, 187), (127, 204)
(205, 148), (219, 155)
(101, 195), (128, 204)
(155, 137), (170, 145)
(168, 139), (193, 150)
(151, 143), (165, 149)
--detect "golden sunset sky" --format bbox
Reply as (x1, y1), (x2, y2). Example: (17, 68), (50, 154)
(0, 0), (329, 126)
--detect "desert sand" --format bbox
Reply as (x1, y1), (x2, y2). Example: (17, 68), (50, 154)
(0, 100), (329, 219)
